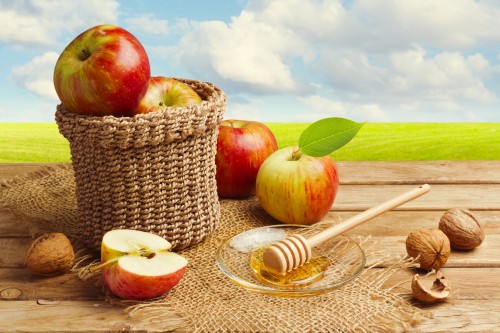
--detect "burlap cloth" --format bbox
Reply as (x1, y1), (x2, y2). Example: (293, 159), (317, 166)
(0, 165), (429, 333)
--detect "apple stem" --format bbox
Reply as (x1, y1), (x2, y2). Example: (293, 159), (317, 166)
(90, 257), (120, 272)
(290, 148), (303, 161)
(80, 48), (91, 61)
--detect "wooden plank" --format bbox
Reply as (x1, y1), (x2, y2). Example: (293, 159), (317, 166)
(336, 161), (500, 184)
(332, 184), (500, 210)
(0, 184), (500, 237)
(1, 210), (499, 243)
(0, 268), (102, 300)
(0, 238), (32, 268)
(406, 300), (500, 333)
(2, 166), (499, 212)
(0, 212), (32, 237)
(0, 300), (182, 332)
(381, 267), (500, 301)
(2, 209), (499, 239)
(322, 210), (500, 236)
(2, 161), (500, 185)
(0, 294), (499, 333)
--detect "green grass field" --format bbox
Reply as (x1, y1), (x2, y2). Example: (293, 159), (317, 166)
(1, 122), (499, 163)
(267, 122), (500, 161)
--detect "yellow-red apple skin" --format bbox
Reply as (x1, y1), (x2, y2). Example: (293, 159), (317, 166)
(135, 76), (202, 114)
(256, 146), (339, 225)
(102, 263), (186, 300)
(53, 24), (150, 117)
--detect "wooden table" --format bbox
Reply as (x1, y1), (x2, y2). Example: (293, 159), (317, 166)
(1, 162), (499, 332)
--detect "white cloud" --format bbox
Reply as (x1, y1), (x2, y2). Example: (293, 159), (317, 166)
(0, 9), (53, 45)
(125, 15), (168, 35)
(175, 12), (303, 93)
(225, 99), (265, 121)
(353, 0), (500, 51)
(0, 0), (119, 46)
(10, 52), (59, 101)
(172, 0), (499, 118)
(298, 95), (389, 122)
(389, 49), (495, 103)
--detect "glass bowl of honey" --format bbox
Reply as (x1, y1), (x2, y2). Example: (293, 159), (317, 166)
(216, 224), (366, 297)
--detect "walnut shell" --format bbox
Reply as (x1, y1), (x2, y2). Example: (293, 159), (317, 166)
(439, 208), (485, 250)
(405, 228), (450, 270)
(24, 233), (75, 276)
(411, 271), (451, 303)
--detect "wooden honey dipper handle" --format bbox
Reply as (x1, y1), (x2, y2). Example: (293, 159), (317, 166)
(263, 184), (431, 274)
(308, 184), (431, 248)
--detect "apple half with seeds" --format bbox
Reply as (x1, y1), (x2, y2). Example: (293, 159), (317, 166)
(101, 229), (187, 300)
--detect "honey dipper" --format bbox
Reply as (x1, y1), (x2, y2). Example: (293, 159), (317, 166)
(263, 184), (431, 275)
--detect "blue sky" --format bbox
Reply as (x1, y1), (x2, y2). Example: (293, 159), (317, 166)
(2, 0), (500, 122)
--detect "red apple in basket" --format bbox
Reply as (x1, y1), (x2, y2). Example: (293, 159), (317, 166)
(101, 229), (187, 300)
(216, 120), (278, 198)
(256, 145), (339, 225)
(135, 76), (202, 114)
(53, 24), (150, 117)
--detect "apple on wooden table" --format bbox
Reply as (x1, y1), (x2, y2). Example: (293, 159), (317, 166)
(216, 120), (278, 198)
(256, 145), (339, 225)
(256, 117), (364, 225)
(53, 24), (151, 117)
(101, 229), (187, 300)
(135, 76), (202, 114)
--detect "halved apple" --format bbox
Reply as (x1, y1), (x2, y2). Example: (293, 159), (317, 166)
(101, 229), (187, 300)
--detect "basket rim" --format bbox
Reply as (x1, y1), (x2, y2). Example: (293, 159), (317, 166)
(56, 78), (225, 123)
(55, 78), (226, 148)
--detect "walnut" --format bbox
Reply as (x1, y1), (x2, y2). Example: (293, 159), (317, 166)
(24, 233), (75, 276)
(439, 208), (485, 250)
(411, 271), (451, 303)
(405, 228), (450, 270)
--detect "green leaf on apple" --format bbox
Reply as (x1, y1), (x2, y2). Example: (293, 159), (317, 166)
(298, 117), (364, 157)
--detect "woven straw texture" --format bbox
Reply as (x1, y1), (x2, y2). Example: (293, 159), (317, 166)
(0, 166), (428, 333)
(55, 79), (226, 251)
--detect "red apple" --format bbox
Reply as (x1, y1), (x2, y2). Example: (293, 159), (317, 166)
(53, 24), (150, 117)
(101, 229), (187, 300)
(216, 120), (278, 198)
(256, 145), (339, 225)
(135, 77), (202, 114)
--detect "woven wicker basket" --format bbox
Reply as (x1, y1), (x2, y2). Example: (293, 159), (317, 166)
(55, 79), (226, 251)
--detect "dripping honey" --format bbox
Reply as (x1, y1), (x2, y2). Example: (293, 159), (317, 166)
(249, 247), (328, 287)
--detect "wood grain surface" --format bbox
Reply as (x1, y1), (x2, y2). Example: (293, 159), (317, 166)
(1, 161), (499, 332)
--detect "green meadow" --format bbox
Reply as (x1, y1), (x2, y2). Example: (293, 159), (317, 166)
(1, 122), (499, 163)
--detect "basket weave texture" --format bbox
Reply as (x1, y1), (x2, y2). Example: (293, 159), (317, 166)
(55, 79), (226, 251)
